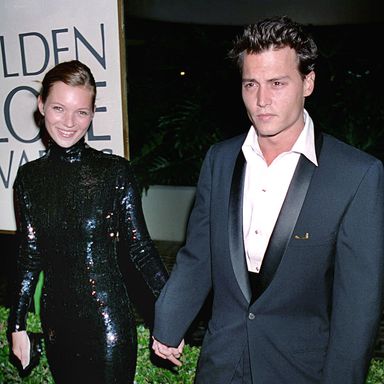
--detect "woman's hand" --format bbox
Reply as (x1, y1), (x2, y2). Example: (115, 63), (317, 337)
(152, 336), (185, 367)
(11, 331), (30, 369)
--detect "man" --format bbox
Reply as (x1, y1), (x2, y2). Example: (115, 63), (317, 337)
(152, 16), (384, 383)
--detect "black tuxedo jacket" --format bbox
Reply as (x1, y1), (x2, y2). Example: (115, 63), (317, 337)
(154, 132), (384, 383)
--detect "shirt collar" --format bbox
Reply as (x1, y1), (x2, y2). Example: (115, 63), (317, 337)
(242, 108), (318, 166)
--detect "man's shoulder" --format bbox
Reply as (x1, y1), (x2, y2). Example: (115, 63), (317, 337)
(210, 133), (246, 154)
(322, 133), (381, 166)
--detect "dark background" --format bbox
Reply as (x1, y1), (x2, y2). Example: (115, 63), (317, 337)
(125, 17), (384, 189)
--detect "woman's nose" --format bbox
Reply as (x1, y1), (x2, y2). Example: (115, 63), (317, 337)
(64, 112), (75, 127)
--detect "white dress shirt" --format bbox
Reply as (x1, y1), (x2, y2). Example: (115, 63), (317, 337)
(242, 109), (318, 273)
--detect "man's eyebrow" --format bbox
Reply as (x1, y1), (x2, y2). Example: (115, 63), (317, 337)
(242, 78), (256, 83)
(242, 76), (290, 83)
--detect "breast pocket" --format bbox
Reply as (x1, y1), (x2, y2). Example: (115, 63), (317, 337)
(290, 231), (336, 248)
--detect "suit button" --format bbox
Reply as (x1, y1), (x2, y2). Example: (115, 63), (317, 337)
(248, 313), (255, 320)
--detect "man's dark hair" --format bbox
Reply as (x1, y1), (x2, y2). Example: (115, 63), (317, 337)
(228, 16), (318, 77)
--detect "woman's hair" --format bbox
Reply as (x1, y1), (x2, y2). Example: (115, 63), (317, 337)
(36, 60), (96, 129)
(40, 60), (96, 104)
(228, 16), (318, 78)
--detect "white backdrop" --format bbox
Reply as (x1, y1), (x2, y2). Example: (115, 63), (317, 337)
(0, 0), (127, 231)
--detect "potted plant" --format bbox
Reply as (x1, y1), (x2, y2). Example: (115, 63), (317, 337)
(130, 96), (223, 242)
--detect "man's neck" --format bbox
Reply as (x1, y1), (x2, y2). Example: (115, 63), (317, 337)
(258, 134), (300, 166)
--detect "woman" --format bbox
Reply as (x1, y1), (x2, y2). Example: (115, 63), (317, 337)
(8, 60), (168, 383)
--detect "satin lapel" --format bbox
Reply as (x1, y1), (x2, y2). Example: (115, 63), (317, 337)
(258, 133), (323, 293)
(228, 151), (252, 303)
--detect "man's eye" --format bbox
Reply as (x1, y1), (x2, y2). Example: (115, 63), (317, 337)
(244, 82), (255, 88)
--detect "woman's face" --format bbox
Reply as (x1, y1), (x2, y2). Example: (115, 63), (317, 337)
(38, 81), (95, 148)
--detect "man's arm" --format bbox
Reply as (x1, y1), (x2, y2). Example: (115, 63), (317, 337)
(322, 159), (384, 383)
(152, 146), (215, 347)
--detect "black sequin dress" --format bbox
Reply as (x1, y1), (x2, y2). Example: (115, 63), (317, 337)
(8, 139), (168, 383)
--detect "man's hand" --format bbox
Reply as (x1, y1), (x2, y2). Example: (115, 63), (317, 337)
(12, 331), (30, 369)
(152, 336), (185, 367)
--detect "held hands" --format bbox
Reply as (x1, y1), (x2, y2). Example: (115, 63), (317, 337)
(12, 331), (31, 369)
(152, 336), (185, 367)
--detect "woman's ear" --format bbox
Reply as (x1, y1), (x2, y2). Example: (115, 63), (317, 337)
(37, 96), (45, 116)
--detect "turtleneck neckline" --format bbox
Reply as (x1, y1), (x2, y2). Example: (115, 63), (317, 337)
(48, 138), (87, 163)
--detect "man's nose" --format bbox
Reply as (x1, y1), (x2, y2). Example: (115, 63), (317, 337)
(257, 86), (271, 107)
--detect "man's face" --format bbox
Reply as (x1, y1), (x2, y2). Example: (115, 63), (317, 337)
(241, 46), (314, 143)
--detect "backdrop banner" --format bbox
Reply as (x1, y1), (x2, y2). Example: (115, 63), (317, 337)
(0, 0), (126, 231)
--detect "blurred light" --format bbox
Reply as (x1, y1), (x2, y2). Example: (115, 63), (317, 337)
(180, 71), (186, 76)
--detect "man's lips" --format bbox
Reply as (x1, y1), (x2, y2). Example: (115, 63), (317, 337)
(256, 113), (274, 121)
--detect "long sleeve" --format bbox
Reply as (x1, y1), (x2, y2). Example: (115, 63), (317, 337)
(8, 169), (44, 333)
(322, 159), (384, 383)
(119, 162), (168, 298)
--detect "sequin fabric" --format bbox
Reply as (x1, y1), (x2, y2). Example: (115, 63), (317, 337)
(8, 138), (168, 383)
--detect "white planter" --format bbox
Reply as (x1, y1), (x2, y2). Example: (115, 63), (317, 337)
(141, 185), (196, 242)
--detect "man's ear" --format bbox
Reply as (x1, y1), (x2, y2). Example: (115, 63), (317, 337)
(303, 71), (315, 97)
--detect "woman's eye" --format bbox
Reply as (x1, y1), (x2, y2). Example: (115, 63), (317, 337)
(79, 111), (90, 117)
(53, 106), (63, 112)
